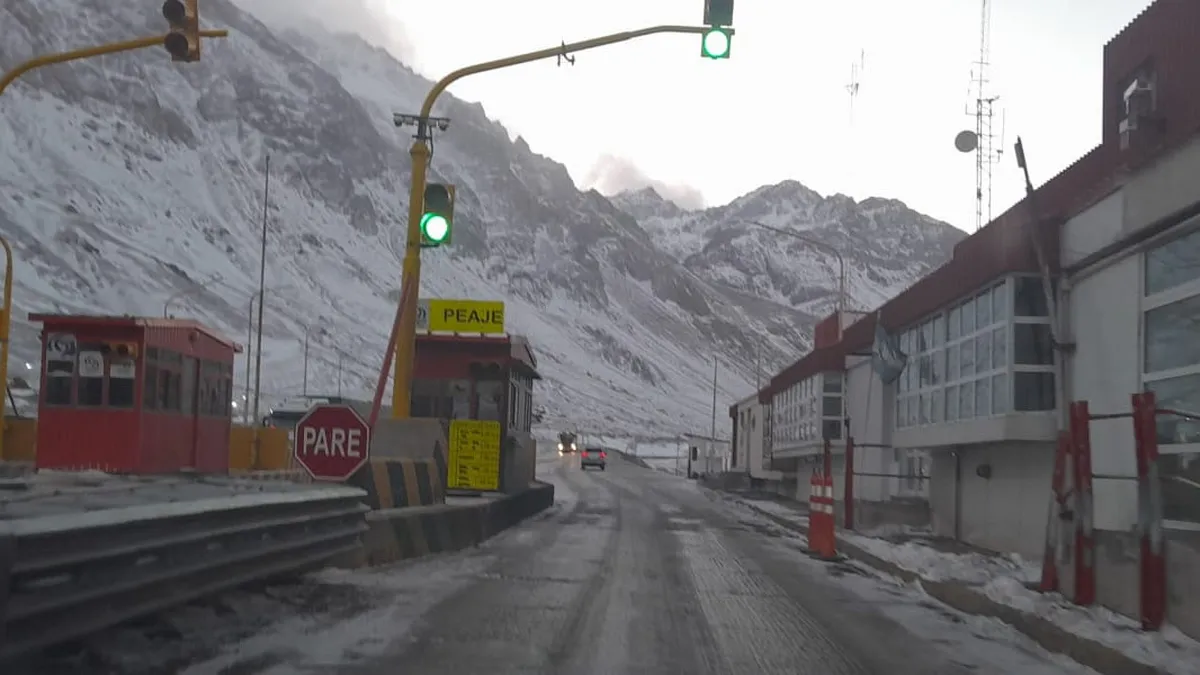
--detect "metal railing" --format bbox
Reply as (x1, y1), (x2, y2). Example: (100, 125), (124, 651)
(0, 485), (368, 661)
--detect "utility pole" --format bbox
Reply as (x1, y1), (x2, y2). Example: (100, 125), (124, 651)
(710, 356), (718, 474)
(302, 328), (310, 396)
(251, 154), (270, 426)
(243, 294), (254, 425)
(337, 352), (344, 397)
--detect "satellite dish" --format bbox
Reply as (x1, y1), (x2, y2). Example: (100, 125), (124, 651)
(955, 130), (978, 153)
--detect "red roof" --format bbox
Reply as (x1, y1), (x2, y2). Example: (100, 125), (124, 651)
(28, 313), (242, 352)
(416, 332), (541, 379)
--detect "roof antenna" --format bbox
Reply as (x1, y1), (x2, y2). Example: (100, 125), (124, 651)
(557, 41), (575, 67)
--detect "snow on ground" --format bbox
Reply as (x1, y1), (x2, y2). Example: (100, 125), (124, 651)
(706, 497), (1101, 675)
(842, 530), (1040, 585)
(179, 555), (494, 675)
(726, 493), (1200, 675)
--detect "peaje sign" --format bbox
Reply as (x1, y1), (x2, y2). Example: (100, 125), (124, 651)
(416, 298), (505, 335)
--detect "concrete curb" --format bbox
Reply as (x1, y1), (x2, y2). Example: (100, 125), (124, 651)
(334, 482), (555, 568)
(729, 494), (1165, 675)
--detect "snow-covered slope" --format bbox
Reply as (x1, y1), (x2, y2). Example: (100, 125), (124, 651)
(613, 181), (965, 316)
(0, 0), (961, 437)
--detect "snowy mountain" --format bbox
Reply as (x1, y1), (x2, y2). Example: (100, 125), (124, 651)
(613, 182), (964, 316)
(0, 0), (963, 437)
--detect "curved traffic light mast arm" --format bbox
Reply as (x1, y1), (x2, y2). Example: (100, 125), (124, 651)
(390, 24), (727, 419)
(747, 220), (847, 318)
(0, 30), (228, 98)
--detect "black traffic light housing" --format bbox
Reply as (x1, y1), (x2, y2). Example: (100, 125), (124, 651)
(163, 0), (200, 62)
(420, 183), (456, 248)
(704, 0), (734, 26)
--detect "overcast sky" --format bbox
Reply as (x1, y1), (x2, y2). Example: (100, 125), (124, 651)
(291, 0), (1153, 232)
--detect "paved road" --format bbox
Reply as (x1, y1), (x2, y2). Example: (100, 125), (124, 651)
(334, 454), (1068, 675)
(26, 452), (1087, 674)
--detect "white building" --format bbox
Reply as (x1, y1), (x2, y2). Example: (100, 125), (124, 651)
(730, 392), (781, 484)
(740, 0), (1200, 640)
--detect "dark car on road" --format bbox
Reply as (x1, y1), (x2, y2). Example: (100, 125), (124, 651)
(579, 446), (607, 471)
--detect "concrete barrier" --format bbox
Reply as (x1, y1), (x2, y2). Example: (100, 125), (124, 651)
(347, 458), (444, 509)
(335, 482), (555, 568)
(229, 426), (291, 471)
(1, 418), (37, 463)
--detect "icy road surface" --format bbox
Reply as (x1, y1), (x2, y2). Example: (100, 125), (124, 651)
(21, 453), (1096, 675)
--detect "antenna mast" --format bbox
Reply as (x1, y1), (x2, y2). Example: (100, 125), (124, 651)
(846, 49), (864, 125)
(965, 0), (1003, 232)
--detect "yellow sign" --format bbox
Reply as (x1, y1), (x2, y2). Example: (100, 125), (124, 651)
(447, 419), (502, 491)
(418, 298), (505, 335)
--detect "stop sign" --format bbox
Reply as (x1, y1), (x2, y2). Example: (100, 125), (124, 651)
(293, 404), (371, 481)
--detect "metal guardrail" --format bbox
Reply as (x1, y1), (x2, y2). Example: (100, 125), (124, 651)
(0, 485), (368, 662)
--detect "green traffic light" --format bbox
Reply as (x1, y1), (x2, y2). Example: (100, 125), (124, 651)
(421, 212), (450, 243)
(701, 29), (731, 59)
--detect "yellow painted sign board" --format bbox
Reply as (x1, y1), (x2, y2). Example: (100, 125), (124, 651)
(447, 419), (502, 491)
(417, 298), (505, 335)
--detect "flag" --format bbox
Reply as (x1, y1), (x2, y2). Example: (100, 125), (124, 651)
(871, 313), (907, 385)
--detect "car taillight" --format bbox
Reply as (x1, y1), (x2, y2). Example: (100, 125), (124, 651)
(580, 450), (588, 456)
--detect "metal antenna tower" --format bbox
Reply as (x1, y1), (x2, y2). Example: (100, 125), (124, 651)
(846, 49), (864, 125)
(956, 0), (1005, 232)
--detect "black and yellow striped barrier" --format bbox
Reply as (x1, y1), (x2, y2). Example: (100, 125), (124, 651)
(347, 458), (445, 510)
(335, 482), (556, 568)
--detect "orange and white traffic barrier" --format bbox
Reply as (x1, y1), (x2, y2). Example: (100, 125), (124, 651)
(807, 471), (838, 559)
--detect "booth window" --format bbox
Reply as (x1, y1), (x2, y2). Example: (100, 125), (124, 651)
(44, 354), (75, 406)
(149, 350), (183, 412)
(475, 380), (503, 422)
(412, 379), (471, 419)
(108, 357), (136, 407)
(77, 345), (106, 407)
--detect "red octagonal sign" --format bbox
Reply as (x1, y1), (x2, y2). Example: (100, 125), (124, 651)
(294, 404), (371, 481)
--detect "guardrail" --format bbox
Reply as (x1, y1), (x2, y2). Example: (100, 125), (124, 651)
(0, 485), (368, 662)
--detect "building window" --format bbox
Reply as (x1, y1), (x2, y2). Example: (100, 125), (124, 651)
(1143, 221), (1200, 449)
(771, 372), (842, 448)
(897, 281), (1011, 427)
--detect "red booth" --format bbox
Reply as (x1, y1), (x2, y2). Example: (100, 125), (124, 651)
(410, 333), (540, 431)
(31, 314), (241, 474)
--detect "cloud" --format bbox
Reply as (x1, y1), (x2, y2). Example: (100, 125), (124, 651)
(231, 0), (417, 66)
(581, 154), (706, 210)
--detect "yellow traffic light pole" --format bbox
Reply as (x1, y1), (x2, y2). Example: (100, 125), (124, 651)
(391, 24), (719, 418)
(0, 29), (228, 458)
(0, 30), (229, 98)
(0, 236), (11, 460)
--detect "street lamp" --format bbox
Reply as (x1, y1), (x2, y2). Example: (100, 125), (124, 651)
(162, 272), (223, 317)
(747, 220), (847, 319)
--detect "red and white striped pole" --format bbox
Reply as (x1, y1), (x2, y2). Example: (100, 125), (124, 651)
(1132, 391), (1166, 630)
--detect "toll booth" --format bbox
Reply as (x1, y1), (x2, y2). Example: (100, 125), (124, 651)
(411, 333), (540, 491)
(31, 314), (241, 474)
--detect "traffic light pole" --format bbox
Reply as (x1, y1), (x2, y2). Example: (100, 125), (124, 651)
(0, 30), (229, 98)
(391, 24), (718, 419)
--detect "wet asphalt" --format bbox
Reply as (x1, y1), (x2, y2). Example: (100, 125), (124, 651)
(347, 453), (976, 675)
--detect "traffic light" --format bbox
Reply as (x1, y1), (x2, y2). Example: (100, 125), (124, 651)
(701, 0), (734, 59)
(162, 0), (200, 62)
(701, 29), (732, 59)
(420, 183), (455, 247)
